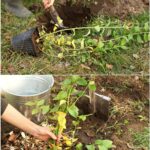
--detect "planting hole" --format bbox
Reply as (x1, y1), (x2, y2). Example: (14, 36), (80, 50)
(31, 3), (92, 32)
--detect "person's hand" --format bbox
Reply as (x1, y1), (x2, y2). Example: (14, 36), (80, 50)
(43, 0), (55, 9)
(1, 103), (59, 142)
(56, 134), (62, 144)
(34, 126), (57, 141)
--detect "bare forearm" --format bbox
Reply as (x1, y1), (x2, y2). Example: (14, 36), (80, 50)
(1, 104), (38, 136)
(1, 104), (57, 141)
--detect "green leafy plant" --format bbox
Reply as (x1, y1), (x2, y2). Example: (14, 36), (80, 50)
(39, 15), (149, 73)
(86, 139), (113, 150)
(26, 99), (50, 115)
(25, 76), (116, 150)
(25, 76), (102, 149)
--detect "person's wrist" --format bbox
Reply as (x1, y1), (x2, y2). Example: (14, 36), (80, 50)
(28, 123), (40, 137)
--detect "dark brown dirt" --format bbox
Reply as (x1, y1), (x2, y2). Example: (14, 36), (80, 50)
(36, 4), (91, 32)
(65, 75), (149, 149)
(72, 76), (149, 149)
(56, 4), (91, 27)
(57, 0), (149, 17)
(1, 76), (149, 149)
(30, 0), (148, 32)
(89, 0), (148, 18)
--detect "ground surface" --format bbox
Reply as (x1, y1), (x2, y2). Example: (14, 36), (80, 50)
(1, 0), (149, 74)
(57, 0), (149, 17)
(2, 76), (149, 150)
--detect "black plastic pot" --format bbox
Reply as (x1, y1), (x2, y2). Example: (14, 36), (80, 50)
(11, 27), (40, 56)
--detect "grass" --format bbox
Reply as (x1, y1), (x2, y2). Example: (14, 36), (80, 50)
(132, 127), (149, 149)
(1, 1), (149, 74)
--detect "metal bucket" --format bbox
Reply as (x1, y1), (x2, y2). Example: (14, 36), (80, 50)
(2, 75), (54, 122)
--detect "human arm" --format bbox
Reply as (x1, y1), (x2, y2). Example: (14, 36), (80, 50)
(1, 101), (57, 141)
(43, 0), (55, 9)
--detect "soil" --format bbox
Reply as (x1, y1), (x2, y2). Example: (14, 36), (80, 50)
(1, 76), (149, 150)
(36, 4), (91, 32)
(89, 0), (149, 18)
(29, 0), (149, 32)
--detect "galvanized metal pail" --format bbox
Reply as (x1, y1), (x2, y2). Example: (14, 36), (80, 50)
(2, 75), (54, 122)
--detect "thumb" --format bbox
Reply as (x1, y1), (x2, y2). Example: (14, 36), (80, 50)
(43, 127), (57, 140)
(47, 131), (57, 140)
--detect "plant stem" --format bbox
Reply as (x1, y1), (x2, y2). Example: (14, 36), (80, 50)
(73, 86), (89, 105)
(65, 85), (74, 112)
(43, 32), (149, 58)
(40, 25), (147, 39)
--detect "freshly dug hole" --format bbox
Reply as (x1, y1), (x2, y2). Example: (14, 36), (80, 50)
(76, 95), (110, 121)
(37, 3), (92, 32)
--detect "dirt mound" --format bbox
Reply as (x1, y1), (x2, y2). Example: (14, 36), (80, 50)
(96, 76), (149, 100)
(89, 0), (148, 18)
(57, 0), (148, 18)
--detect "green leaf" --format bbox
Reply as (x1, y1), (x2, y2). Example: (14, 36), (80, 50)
(78, 115), (87, 121)
(71, 75), (80, 83)
(94, 25), (100, 32)
(76, 91), (85, 97)
(128, 34), (133, 40)
(106, 29), (112, 37)
(50, 105), (60, 113)
(88, 81), (96, 91)
(121, 38), (127, 46)
(97, 41), (104, 49)
(32, 109), (38, 115)
(144, 22), (149, 31)
(59, 100), (66, 106)
(121, 46), (128, 50)
(73, 120), (80, 126)
(76, 143), (83, 150)
(77, 78), (88, 86)
(97, 145), (108, 150)
(82, 55), (86, 63)
(25, 101), (35, 106)
(148, 33), (150, 41)
(108, 40), (113, 48)
(58, 53), (64, 59)
(37, 99), (45, 106)
(54, 91), (68, 100)
(134, 26), (140, 32)
(71, 88), (78, 94)
(41, 105), (50, 114)
(62, 78), (72, 85)
(86, 144), (95, 150)
(144, 33), (148, 42)
(137, 35), (143, 43)
(68, 105), (79, 118)
(95, 140), (113, 150)
(86, 39), (97, 47)
(62, 83), (72, 90)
